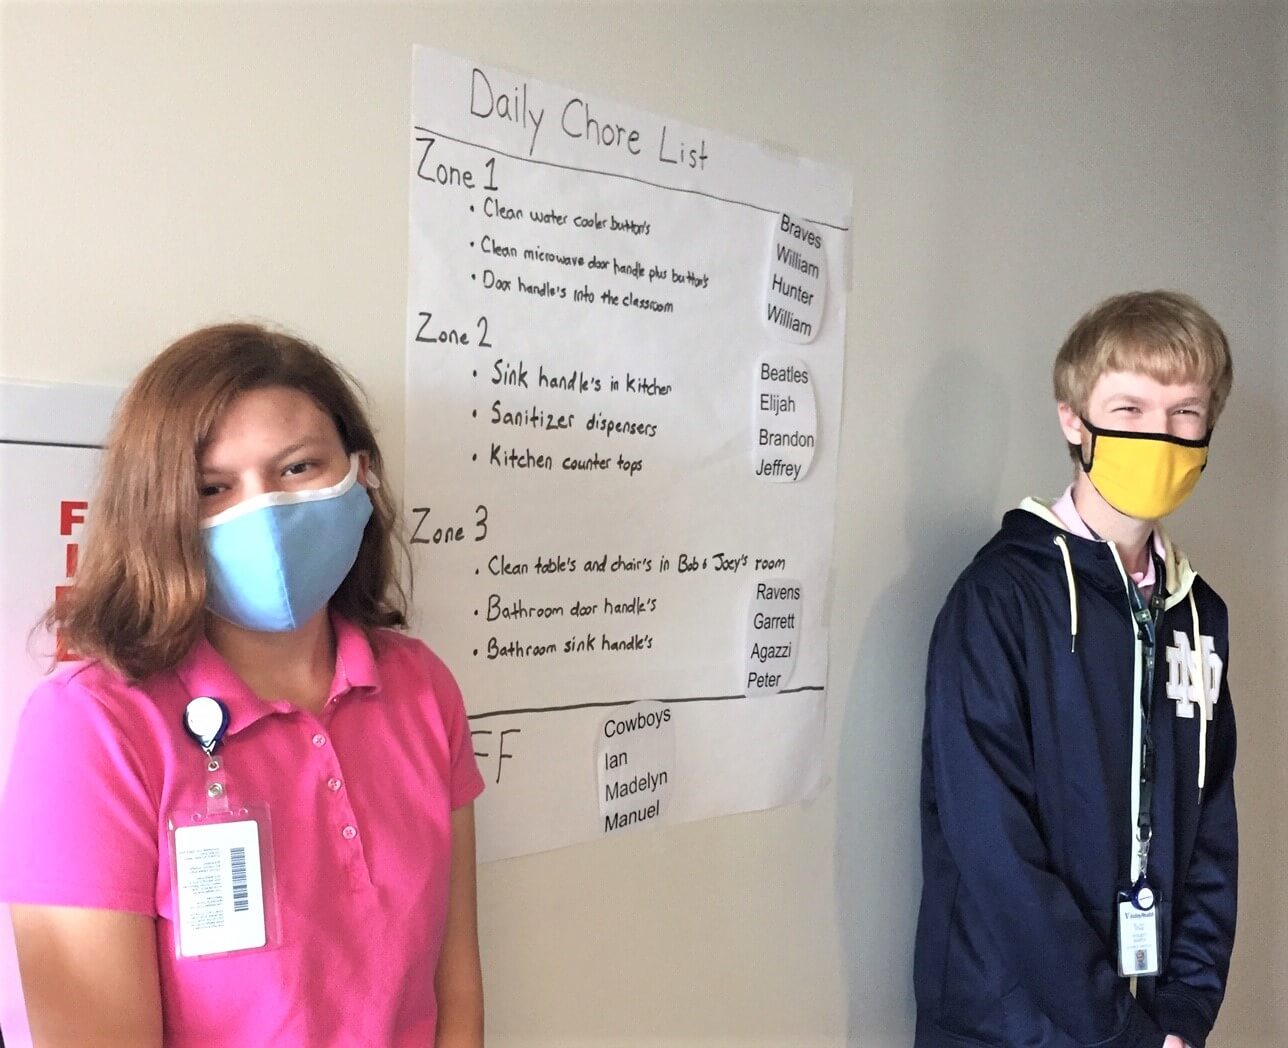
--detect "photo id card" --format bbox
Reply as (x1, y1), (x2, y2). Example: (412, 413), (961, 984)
(172, 817), (267, 957)
(1116, 891), (1161, 978)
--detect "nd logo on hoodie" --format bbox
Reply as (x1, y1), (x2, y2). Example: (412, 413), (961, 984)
(1165, 631), (1222, 720)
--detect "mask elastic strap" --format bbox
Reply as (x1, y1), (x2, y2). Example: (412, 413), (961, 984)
(1078, 423), (1097, 473)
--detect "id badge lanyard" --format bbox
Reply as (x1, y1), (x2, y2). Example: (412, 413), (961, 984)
(167, 697), (281, 959)
(1118, 558), (1165, 979)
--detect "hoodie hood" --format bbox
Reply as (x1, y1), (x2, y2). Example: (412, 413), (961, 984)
(1016, 495), (1198, 611)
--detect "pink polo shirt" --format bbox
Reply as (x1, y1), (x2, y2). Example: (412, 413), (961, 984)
(0, 615), (484, 1046)
(1052, 484), (1166, 601)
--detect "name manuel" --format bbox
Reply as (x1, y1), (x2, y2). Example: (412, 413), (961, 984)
(604, 800), (661, 832)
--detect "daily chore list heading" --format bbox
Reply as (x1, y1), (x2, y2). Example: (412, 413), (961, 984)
(467, 67), (709, 169)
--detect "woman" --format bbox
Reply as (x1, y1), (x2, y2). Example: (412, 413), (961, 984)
(0, 324), (485, 1046)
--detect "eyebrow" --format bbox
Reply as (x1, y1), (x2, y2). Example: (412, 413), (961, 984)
(1105, 393), (1207, 408)
(199, 436), (330, 475)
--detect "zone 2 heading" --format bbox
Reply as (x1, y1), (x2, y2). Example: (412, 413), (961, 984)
(470, 68), (709, 170)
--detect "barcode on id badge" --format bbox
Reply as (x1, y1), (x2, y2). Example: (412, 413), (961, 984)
(174, 819), (266, 956)
(230, 846), (249, 913)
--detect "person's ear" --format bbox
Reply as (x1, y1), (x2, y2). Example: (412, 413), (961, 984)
(356, 451), (381, 490)
(1056, 402), (1085, 447)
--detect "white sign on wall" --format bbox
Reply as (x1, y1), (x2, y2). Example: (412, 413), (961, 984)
(0, 380), (118, 1048)
(404, 47), (852, 861)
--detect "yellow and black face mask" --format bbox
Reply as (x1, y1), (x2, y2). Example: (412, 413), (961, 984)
(1078, 418), (1211, 521)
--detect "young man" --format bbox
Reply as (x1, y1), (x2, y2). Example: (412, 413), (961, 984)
(914, 291), (1237, 1048)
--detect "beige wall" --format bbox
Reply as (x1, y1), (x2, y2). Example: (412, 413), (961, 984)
(2, 3), (1283, 1045)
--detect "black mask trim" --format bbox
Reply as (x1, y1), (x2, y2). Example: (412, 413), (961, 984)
(1076, 417), (1212, 473)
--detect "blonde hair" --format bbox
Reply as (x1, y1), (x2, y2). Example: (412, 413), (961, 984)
(46, 323), (408, 680)
(1054, 290), (1233, 424)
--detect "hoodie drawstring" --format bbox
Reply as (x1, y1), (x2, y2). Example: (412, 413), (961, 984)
(1053, 527), (1207, 789)
(1053, 535), (1078, 652)
(1189, 589), (1208, 791)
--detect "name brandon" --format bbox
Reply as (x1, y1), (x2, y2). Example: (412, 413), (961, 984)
(758, 430), (814, 448)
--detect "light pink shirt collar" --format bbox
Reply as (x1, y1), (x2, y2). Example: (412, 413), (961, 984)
(1051, 485), (1166, 596)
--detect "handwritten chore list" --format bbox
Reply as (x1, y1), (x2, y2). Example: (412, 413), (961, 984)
(404, 46), (851, 861)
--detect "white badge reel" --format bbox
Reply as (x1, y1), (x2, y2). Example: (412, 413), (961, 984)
(167, 697), (281, 959)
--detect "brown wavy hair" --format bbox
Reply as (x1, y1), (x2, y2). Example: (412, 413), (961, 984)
(46, 323), (408, 680)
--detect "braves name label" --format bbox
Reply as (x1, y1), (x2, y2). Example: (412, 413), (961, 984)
(753, 354), (817, 482)
(596, 700), (676, 836)
(763, 213), (826, 344)
(743, 578), (803, 695)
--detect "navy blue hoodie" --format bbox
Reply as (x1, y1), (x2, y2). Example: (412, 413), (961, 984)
(914, 501), (1237, 1048)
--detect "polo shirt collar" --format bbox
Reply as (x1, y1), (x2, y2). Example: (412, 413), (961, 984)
(330, 613), (380, 696)
(171, 614), (381, 739)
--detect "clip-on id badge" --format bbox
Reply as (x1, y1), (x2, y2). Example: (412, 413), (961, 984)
(1116, 878), (1161, 977)
(167, 697), (280, 959)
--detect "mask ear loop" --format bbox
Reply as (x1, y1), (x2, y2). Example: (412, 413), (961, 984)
(353, 451), (381, 490)
(1077, 419), (1098, 473)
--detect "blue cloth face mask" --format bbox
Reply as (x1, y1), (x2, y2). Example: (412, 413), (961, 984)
(200, 454), (374, 632)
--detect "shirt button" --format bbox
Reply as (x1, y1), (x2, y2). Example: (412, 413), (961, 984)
(311, 733), (327, 748)
(327, 777), (343, 792)
(341, 824), (358, 840)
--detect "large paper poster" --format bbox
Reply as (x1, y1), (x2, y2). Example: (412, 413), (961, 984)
(0, 381), (118, 1048)
(405, 47), (852, 861)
